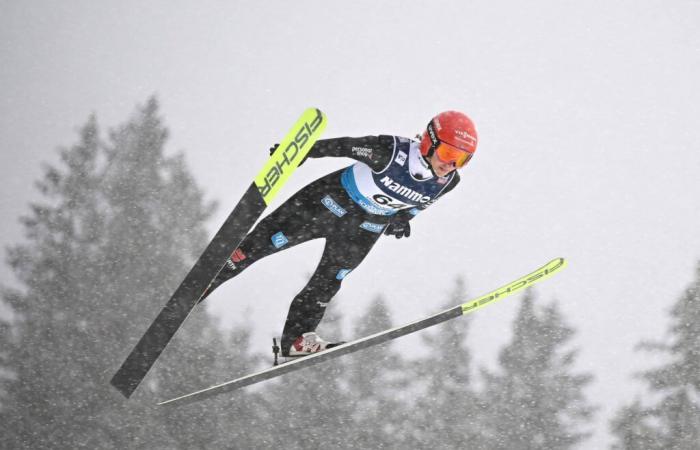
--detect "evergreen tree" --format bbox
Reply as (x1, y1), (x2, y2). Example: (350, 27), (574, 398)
(609, 400), (663, 450)
(610, 262), (700, 450)
(410, 277), (487, 449)
(481, 290), (595, 450)
(0, 116), (106, 448)
(344, 295), (411, 448)
(156, 315), (269, 449)
(0, 98), (227, 448)
(0, 311), (14, 412)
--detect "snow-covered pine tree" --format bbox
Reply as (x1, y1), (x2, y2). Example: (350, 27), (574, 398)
(610, 262), (700, 450)
(344, 295), (411, 448)
(155, 317), (268, 449)
(480, 290), (595, 450)
(610, 399), (664, 450)
(0, 314), (14, 413)
(1, 116), (107, 448)
(0, 98), (221, 448)
(409, 276), (487, 449)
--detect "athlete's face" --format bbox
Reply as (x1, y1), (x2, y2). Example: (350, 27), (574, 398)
(429, 152), (458, 177)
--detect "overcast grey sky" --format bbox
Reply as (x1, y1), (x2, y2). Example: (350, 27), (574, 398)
(2, 1), (699, 447)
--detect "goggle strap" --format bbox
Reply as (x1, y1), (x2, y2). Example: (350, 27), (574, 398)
(426, 122), (440, 157)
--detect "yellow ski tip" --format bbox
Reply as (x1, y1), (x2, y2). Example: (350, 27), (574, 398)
(255, 108), (328, 205)
(461, 258), (567, 315)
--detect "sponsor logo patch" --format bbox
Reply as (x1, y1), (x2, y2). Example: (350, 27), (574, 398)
(395, 151), (408, 166)
(454, 129), (477, 147)
(321, 195), (347, 217)
(271, 231), (289, 249)
(360, 221), (385, 233)
(352, 147), (373, 158)
(336, 269), (351, 280)
(379, 176), (431, 203)
(231, 248), (247, 263)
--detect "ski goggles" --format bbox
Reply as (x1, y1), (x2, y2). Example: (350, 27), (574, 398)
(427, 122), (474, 168)
(434, 141), (474, 168)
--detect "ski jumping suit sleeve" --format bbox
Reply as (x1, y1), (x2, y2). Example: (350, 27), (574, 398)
(200, 135), (461, 355)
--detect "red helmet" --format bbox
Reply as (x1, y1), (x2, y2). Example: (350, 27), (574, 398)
(419, 111), (478, 168)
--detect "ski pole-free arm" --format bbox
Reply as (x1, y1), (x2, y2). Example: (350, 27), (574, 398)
(303, 135), (395, 171)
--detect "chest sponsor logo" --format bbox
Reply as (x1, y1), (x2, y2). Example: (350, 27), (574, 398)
(395, 151), (407, 166)
(379, 176), (431, 203)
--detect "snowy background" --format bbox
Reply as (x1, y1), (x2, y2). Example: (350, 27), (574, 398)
(2, 1), (700, 448)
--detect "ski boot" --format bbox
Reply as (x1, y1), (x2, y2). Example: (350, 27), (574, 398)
(286, 332), (344, 358)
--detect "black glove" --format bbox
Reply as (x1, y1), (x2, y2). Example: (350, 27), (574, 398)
(384, 220), (411, 239)
(269, 143), (310, 166)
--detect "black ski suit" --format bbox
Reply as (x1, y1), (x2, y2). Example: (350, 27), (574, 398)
(201, 135), (460, 354)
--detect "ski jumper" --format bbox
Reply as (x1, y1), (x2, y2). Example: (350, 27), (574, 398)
(200, 135), (461, 354)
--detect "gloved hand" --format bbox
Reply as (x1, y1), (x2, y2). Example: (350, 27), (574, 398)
(269, 143), (310, 166)
(384, 220), (411, 239)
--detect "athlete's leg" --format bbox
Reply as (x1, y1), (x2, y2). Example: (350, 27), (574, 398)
(199, 182), (345, 302)
(199, 191), (328, 302)
(280, 229), (382, 354)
